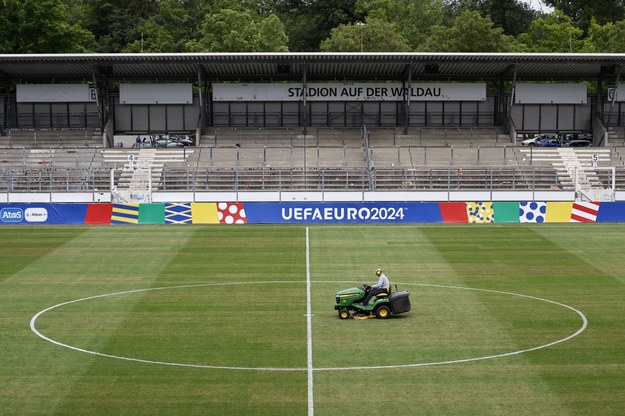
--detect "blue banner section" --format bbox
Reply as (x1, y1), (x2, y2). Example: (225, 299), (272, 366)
(245, 202), (443, 224)
(597, 202), (625, 222)
(0, 204), (88, 225)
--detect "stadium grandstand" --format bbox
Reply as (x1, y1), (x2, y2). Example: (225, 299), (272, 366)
(1, 52), (625, 203)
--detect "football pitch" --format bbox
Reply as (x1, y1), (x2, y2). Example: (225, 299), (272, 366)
(1, 224), (624, 415)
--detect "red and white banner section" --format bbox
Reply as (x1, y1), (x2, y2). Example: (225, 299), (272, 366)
(2, 201), (625, 225)
(570, 202), (601, 223)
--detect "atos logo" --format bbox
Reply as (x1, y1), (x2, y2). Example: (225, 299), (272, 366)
(1, 207), (24, 223)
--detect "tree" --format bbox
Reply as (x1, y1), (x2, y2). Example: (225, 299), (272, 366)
(543, 0), (625, 31)
(124, 21), (178, 53)
(273, 0), (361, 51)
(355, 0), (448, 49)
(189, 9), (289, 52)
(516, 10), (584, 52)
(123, 0), (209, 52)
(446, 0), (540, 36)
(421, 10), (517, 52)
(117, 0), (291, 52)
(0, 0), (94, 53)
(73, 0), (148, 53)
(581, 19), (625, 53)
(320, 17), (411, 52)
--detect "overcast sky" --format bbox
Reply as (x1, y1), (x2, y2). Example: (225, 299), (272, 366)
(523, 0), (554, 12)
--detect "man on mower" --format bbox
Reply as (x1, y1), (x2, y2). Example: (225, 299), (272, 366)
(360, 268), (390, 306)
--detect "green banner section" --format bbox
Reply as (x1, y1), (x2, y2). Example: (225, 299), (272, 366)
(493, 202), (520, 223)
(138, 203), (165, 224)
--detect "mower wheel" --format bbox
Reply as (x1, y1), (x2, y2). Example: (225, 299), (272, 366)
(375, 305), (391, 319)
(338, 308), (351, 320)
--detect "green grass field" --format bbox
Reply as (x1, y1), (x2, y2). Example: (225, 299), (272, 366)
(1, 224), (624, 415)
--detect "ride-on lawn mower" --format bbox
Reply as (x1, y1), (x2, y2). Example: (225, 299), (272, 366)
(334, 284), (411, 319)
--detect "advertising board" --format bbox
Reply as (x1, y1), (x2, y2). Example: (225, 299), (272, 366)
(0, 201), (623, 225)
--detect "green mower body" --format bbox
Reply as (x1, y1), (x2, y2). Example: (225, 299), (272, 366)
(334, 285), (411, 319)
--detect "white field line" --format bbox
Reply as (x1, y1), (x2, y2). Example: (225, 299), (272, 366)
(30, 281), (588, 373)
(29, 282), (308, 372)
(313, 282), (589, 371)
(306, 227), (314, 416)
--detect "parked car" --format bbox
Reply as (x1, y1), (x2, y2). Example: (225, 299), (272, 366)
(521, 133), (558, 146)
(536, 137), (566, 147)
(565, 139), (592, 147)
(155, 134), (193, 148)
(564, 133), (592, 142)
(521, 136), (541, 146)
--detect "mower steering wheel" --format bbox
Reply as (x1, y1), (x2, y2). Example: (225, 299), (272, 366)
(362, 284), (371, 291)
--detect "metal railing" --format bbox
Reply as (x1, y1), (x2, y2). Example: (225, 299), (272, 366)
(6, 128), (102, 148)
(156, 166), (577, 192)
(0, 168), (111, 192)
(2, 165), (623, 193)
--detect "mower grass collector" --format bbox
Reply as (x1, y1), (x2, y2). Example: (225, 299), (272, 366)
(334, 284), (411, 320)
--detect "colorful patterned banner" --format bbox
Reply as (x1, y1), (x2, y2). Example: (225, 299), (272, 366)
(111, 204), (139, 224)
(165, 203), (192, 224)
(1, 201), (624, 225)
(570, 202), (600, 223)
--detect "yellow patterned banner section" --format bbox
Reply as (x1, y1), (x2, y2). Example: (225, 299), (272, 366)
(191, 203), (219, 224)
(466, 202), (494, 223)
(111, 203), (139, 224)
(545, 202), (573, 223)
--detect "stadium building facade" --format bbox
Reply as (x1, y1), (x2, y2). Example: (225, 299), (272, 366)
(1, 52), (625, 144)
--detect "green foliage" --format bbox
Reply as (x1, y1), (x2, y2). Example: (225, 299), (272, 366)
(0, 0), (94, 53)
(273, 0), (361, 51)
(93, 9), (142, 53)
(320, 17), (411, 52)
(2, 0), (625, 53)
(123, 0), (207, 53)
(188, 9), (289, 52)
(516, 10), (585, 52)
(356, 0), (447, 49)
(448, 0), (540, 36)
(123, 21), (178, 53)
(544, 0), (625, 31)
(421, 10), (518, 52)
(581, 18), (625, 53)
(483, 0), (539, 36)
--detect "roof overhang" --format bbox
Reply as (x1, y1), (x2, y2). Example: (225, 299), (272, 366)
(0, 52), (623, 83)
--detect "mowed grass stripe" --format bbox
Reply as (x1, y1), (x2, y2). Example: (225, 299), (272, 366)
(1, 226), (194, 416)
(311, 225), (576, 415)
(0, 227), (89, 416)
(533, 224), (625, 285)
(50, 226), (310, 416)
(532, 224), (625, 413)
(310, 225), (575, 359)
(153, 225), (308, 285)
(0, 226), (88, 282)
(419, 224), (625, 415)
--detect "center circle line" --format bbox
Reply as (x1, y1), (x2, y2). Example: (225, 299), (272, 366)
(29, 281), (588, 372)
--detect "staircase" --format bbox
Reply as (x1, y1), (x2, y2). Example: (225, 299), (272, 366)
(553, 148), (603, 189)
(518, 148), (614, 200)
(103, 148), (193, 202)
(125, 149), (159, 192)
